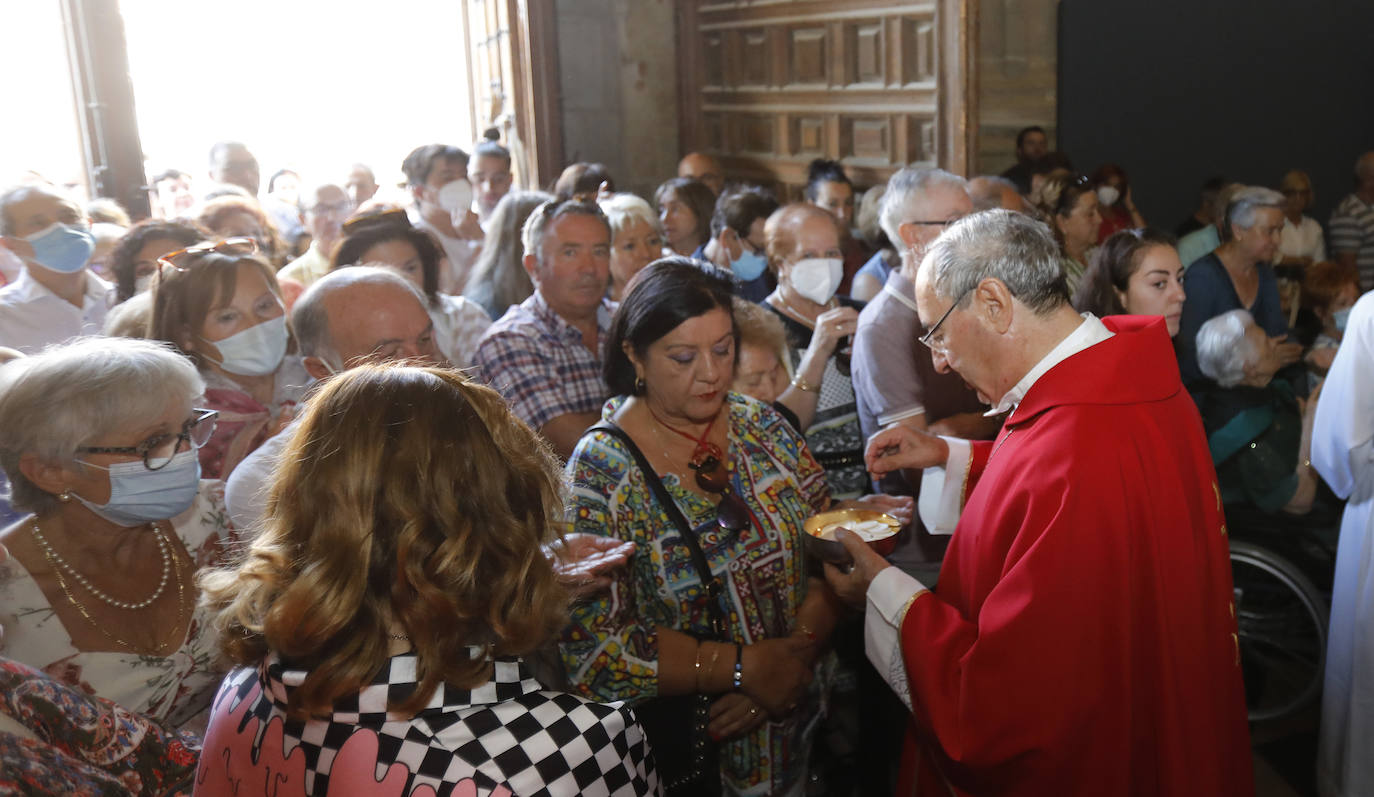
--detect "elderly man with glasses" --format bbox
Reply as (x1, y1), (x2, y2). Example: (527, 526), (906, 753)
(825, 209), (1254, 797)
(276, 183), (353, 288)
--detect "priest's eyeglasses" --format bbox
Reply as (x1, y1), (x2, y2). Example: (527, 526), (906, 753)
(918, 287), (973, 357)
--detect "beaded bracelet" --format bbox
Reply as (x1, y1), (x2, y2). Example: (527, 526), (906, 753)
(790, 375), (819, 393)
(732, 643), (744, 691)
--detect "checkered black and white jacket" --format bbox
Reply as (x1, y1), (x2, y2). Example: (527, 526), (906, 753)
(197, 653), (660, 796)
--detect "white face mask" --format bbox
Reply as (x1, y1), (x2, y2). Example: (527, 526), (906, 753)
(790, 257), (844, 305)
(200, 315), (289, 376)
(1096, 185), (1121, 208)
(437, 180), (474, 215)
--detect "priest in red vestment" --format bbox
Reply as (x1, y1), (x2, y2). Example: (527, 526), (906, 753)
(825, 209), (1253, 796)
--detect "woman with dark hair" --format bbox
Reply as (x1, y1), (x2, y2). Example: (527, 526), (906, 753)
(561, 257), (909, 795)
(148, 239), (308, 479)
(198, 364), (657, 794)
(463, 189), (554, 319)
(655, 178), (715, 257)
(331, 210), (492, 367)
(106, 219), (209, 303)
(553, 162), (616, 202)
(1031, 170), (1101, 298)
(1091, 163), (1147, 242)
(804, 158), (873, 295)
(1074, 228), (1185, 337)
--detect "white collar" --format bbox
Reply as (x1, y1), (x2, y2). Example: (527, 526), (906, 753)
(12, 267), (111, 306)
(986, 313), (1114, 416)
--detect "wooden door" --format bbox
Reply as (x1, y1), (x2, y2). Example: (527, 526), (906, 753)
(677, 0), (977, 196)
(461, 0), (564, 190)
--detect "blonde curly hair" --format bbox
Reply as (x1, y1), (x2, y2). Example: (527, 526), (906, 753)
(199, 364), (569, 718)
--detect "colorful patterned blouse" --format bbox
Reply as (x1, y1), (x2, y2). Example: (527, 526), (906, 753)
(0, 481), (236, 731)
(0, 656), (200, 796)
(560, 393), (831, 795)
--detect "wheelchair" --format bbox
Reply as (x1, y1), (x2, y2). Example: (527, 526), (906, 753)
(1224, 498), (1338, 724)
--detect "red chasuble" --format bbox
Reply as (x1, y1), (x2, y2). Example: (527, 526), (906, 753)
(897, 316), (1252, 796)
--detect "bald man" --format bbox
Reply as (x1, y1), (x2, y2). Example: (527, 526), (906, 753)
(968, 176), (1026, 213)
(678, 151), (725, 196)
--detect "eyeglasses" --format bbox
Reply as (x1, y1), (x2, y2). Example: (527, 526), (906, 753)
(918, 287), (972, 356)
(155, 237), (258, 291)
(78, 409), (219, 470)
(907, 214), (967, 229)
(341, 207), (412, 235)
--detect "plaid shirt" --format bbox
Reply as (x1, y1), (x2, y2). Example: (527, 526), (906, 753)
(474, 291), (615, 431)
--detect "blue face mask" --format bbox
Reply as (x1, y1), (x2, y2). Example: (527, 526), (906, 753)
(73, 448), (202, 527)
(24, 222), (95, 274)
(1333, 306), (1352, 332)
(731, 248), (769, 282)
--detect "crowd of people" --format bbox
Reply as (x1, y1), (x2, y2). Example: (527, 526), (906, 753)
(0, 127), (1371, 797)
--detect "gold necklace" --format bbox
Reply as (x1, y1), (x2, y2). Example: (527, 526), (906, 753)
(37, 532), (188, 655)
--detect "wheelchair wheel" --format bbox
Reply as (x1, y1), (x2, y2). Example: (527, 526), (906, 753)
(1229, 540), (1328, 724)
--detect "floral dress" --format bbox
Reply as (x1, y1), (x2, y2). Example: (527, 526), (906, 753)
(0, 481), (236, 732)
(560, 393), (831, 796)
(0, 656), (200, 796)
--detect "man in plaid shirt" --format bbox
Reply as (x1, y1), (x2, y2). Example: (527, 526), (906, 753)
(475, 199), (615, 459)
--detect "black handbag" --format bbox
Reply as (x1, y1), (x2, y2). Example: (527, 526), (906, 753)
(584, 421), (728, 797)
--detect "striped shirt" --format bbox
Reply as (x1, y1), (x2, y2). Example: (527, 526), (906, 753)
(474, 290), (614, 431)
(1329, 193), (1374, 289)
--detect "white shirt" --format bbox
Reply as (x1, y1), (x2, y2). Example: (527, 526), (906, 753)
(871, 314), (1114, 703)
(0, 268), (112, 353)
(429, 293), (493, 368)
(224, 416), (296, 539)
(413, 215), (482, 294)
(1277, 215), (1326, 264)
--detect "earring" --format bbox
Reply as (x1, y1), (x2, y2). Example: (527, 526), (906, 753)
(57, 491), (71, 503)
(635, 376), (646, 394)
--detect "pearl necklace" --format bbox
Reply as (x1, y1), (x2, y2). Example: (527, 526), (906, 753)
(30, 519), (171, 611)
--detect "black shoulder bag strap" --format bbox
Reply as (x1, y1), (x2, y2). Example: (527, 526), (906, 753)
(586, 420), (731, 639)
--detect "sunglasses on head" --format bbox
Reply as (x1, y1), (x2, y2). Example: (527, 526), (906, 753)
(155, 237), (258, 290)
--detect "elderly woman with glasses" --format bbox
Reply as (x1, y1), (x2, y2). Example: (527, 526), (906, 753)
(148, 238), (309, 480)
(331, 209), (492, 367)
(560, 258), (909, 796)
(0, 337), (234, 731)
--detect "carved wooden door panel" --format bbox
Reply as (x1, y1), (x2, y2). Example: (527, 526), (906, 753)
(461, 0), (563, 189)
(677, 0), (975, 197)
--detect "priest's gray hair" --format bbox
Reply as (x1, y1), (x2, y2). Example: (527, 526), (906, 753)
(879, 167), (969, 246)
(1196, 309), (1260, 388)
(0, 337), (204, 513)
(921, 208), (1070, 315)
(1224, 186), (1285, 237)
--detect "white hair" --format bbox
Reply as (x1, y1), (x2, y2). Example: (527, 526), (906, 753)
(1196, 309), (1259, 388)
(878, 167), (969, 246)
(922, 208), (1069, 314)
(1225, 186), (1285, 236)
(598, 192), (660, 237)
(0, 337), (204, 512)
